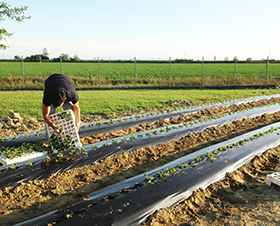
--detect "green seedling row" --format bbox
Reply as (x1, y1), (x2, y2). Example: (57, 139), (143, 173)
(143, 125), (280, 184)
(0, 143), (45, 160)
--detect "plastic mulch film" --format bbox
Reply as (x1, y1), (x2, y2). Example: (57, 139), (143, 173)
(16, 122), (280, 226)
(0, 104), (280, 189)
(2, 94), (280, 148)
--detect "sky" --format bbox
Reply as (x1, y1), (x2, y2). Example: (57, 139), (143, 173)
(0, 0), (279, 61)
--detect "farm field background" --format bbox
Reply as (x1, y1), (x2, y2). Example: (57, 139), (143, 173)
(0, 62), (279, 88)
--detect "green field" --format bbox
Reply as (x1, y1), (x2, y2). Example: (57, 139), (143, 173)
(0, 89), (279, 121)
(0, 62), (279, 88)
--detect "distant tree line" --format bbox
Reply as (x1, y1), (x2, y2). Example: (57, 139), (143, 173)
(13, 53), (80, 62)
(10, 55), (279, 63)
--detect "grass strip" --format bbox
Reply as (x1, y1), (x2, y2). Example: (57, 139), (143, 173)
(0, 89), (279, 120)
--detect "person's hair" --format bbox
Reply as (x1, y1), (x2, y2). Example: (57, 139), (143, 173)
(51, 89), (66, 107)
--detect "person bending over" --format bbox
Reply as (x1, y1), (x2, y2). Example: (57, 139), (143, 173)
(42, 73), (81, 134)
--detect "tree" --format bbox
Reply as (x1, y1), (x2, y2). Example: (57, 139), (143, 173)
(60, 53), (70, 61)
(246, 57), (252, 62)
(0, 2), (30, 50)
(71, 54), (80, 62)
(14, 55), (21, 61)
(24, 54), (48, 62)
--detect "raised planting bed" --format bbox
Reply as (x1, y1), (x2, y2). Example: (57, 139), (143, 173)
(16, 123), (280, 226)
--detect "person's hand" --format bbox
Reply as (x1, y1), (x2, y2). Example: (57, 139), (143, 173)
(53, 125), (63, 134)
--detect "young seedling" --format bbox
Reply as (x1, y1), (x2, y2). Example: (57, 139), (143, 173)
(254, 133), (260, 138)
(179, 164), (186, 169)
(190, 161), (196, 167)
(44, 156), (51, 162)
(56, 152), (63, 158)
(80, 148), (87, 152)
(195, 156), (202, 163)
(68, 114), (73, 121)
(10, 163), (18, 170)
(239, 140), (246, 145)
(211, 157), (217, 163)
(27, 161), (33, 166)
(144, 174), (154, 183)
(162, 169), (171, 177)
(153, 130), (158, 135)
(106, 119), (114, 125)
(212, 150), (219, 154)
(233, 142), (239, 147)
(146, 131), (152, 136)
(112, 139), (119, 144)
(205, 151), (212, 159)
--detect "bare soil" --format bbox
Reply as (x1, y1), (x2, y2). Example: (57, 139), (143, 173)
(1, 98), (280, 225)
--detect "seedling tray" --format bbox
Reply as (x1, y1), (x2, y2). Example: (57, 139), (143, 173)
(0, 152), (47, 166)
(46, 110), (82, 153)
(266, 172), (280, 187)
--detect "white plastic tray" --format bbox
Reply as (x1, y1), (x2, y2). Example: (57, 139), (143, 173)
(46, 109), (82, 153)
(266, 172), (280, 187)
(0, 152), (47, 166)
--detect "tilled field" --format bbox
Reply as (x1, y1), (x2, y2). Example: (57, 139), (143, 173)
(1, 97), (280, 225)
